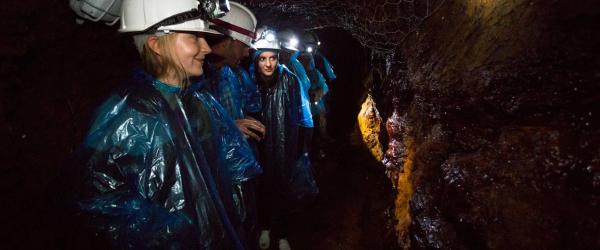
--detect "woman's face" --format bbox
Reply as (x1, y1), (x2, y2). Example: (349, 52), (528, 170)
(172, 32), (212, 77)
(257, 51), (278, 77)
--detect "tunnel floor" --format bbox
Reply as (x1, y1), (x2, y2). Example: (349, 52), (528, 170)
(277, 136), (397, 250)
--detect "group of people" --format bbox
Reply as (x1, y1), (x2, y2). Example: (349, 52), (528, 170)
(64, 1), (336, 249)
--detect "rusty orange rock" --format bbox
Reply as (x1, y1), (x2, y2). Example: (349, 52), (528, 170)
(357, 94), (383, 161)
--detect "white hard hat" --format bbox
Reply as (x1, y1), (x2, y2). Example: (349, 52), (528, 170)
(278, 29), (300, 52)
(119, 0), (223, 34)
(69, 0), (123, 25)
(252, 27), (280, 50)
(209, 2), (257, 47)
(301, 31), (320, 53)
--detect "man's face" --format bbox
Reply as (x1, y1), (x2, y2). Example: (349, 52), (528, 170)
(225, 40), (250, 68)
(278, 50), (291, 65)
(209, 38), (249, 68)
(257, 51), (278, 77)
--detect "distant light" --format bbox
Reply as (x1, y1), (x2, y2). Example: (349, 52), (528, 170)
(317, 41), (321, 46)
(266, 33), (276, 42)
(307, 46), (313, 53)
(290, 37), (299, 47)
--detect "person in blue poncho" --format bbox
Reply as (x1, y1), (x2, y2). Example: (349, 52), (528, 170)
(204, 2), (265, 140)
(250, 28), (318, 250)
(301, 31), (337, 82)
(252, 29), (297, 250)
(200, 2), (264, 248)
(299, 52), (328, 159)
(60, 1), (260, 249)
(277, 29), (315, 157)
(299, 31), (336, 159)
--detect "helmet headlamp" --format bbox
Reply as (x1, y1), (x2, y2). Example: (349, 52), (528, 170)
(289, 37), (299, 48)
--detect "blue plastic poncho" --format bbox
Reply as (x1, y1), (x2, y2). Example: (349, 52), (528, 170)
(250, 64), (301, 178)
(250, 60), (319, 207)
(286, 51), (314, 128)
(315, 52), (336, 81)
(188, 80), (262, 184)
(68, 70), (249, 249)
(202, 64), (262, 120)
(189, 80), (263, 240)
(233, 67), (262, 114)
(202, 64), (245, 120)
(305, 54), (329, 115)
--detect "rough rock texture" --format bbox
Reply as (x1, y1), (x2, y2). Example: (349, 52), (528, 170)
(381, 105), (414, 248)
(247, 0), (600, 248)
(389, 0), (600, 249)
(358, 94), (384, 162)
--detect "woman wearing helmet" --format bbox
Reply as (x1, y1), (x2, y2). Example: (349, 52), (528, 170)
(64, 0), (249, 249)
(249, 28), (318, 250)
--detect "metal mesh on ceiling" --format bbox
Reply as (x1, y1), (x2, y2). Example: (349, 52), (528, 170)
(242, 0), (445, 54)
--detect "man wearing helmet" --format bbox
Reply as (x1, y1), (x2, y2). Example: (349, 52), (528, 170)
(277, 28), (315, 162)
(200, 2), (265, 248)
(298, 30), (334, 159)
(203, 1), (265, 141)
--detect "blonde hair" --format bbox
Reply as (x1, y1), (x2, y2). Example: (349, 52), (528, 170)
(134, 33), (191, 88)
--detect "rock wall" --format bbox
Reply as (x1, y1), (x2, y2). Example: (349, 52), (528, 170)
(385, 0), (600, 248)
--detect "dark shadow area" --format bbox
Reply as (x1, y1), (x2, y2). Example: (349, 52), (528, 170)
(2, 2), (139, 248)
(286, 141), (397, 249)
(285, 28), (398, 249)
(314, 28), (371, 142)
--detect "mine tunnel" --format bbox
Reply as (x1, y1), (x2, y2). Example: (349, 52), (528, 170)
(2, 0), (599, 249)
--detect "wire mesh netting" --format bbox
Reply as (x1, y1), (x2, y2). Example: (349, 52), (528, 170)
(243, 0), (446, 54)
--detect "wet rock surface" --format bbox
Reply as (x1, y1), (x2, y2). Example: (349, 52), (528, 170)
(358, 94), (384, 162)
(390, 0), (600, 248)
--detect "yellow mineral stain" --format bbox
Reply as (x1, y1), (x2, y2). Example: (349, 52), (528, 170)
(357, 94), (383, 161)
(395, 136), (415, 248)
(465, 0), (503, 19)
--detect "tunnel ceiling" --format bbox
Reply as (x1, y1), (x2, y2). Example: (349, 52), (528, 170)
(242, 0), (445, 54)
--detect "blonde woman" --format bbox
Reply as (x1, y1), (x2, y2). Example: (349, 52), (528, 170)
(65, 1), (250, 249)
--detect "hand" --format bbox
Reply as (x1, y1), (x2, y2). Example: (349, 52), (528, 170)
(235, 117), (265, 141)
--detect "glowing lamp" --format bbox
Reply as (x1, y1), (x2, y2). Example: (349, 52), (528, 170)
(290, 37), (299, 47)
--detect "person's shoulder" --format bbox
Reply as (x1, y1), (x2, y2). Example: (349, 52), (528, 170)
(83, 71), (170, 143)
(280, 64), (295, 77)
(279, 66), (302, 89)
(87, 83), (164, 135)
(221, 65), (234, 74)
(115, 77), (166, 116)
(235, 67), (251, 75)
